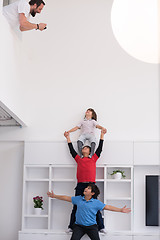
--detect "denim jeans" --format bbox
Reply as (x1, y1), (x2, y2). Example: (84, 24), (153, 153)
(68, 182), (104, 230)
(70, 224), (100, 240)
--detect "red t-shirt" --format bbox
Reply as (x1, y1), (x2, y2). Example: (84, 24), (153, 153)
(75, 153), (99, 182)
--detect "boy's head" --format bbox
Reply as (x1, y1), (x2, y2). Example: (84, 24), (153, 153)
(82, 145), (91, 157)
(83, 183), (100, 199)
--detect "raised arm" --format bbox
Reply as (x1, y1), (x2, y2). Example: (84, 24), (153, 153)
(64, 131), (78, 158)
(47, 191), (71, 202)
(103, 204), (131, 213)
(95, 129), (107, 157)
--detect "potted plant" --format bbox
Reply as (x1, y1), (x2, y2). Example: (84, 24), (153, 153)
(110, 170), (126, 180)
(33, 196), (44, 215)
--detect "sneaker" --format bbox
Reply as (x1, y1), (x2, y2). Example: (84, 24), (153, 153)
(99, 228), (107, 234)
(65, 228), (73, 233)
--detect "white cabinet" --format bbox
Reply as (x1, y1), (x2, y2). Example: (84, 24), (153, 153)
(19, 233), (71, 240)
(24, 142), (72, 164)
(24, 141), (134, 165)
(106, 236), (132, 240)
(101, 142), (133, 165)
(133, 236), (160, 240)
(20, 164), (133, 234)
(105, 166), (133, 232)
(134, 142), (159, 165)
(133, 166), (160, 233)
(22, 166), (50, 230)
(19, 141), (159, 239)
(19, 233), (50, 240)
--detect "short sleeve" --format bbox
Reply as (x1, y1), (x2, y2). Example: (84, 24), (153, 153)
(71, 196), (82, 205)
(96, 200), (106, 211)
(77, 121), (82, 128)
(93, 120), (98, 127)
(18, 0), (30, 18)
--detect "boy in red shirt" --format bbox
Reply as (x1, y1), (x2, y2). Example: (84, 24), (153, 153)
(64, 129), (107, 233)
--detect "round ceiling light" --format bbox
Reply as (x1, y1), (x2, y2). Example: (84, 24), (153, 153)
(111, 0), (160, 64)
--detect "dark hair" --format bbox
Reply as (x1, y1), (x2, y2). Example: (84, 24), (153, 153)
(29, 0), (45, 7)
(86, 108), (97, 121)
(87, 183), (100, 199)
(82, 145), (91, 154)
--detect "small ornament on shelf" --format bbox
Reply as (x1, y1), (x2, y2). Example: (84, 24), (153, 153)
(33, 196), (44, 215)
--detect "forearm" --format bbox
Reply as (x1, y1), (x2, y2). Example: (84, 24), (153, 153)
(95, 139), (104, 157)
(66, 136), (71, 143)
(100, 132), (104, 140)
(20, 20), (37, 30)
(53, 194), (71, 202)
(68, 126), (79, 133)
(105, 205), (122, 212)
(68, 142), (77, 158)
(20, 26), (30, 31)
(96, 125), (103, 130)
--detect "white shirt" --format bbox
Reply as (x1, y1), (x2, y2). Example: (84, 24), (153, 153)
(3, 0), (30, 28)
(77, 118), (98, 135)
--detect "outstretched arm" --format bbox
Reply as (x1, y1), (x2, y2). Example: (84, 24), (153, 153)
(47, 191), (72, 202)
(103, 204), (131, 213)
(64, 131), (78, 158)
(68, 126), (79, 133)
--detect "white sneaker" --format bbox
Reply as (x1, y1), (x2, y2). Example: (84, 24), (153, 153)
(99, 228), (107, 234)
(65, 228), (73, 233)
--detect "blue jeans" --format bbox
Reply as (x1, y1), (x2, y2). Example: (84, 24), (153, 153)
(68, 182), (104, 230)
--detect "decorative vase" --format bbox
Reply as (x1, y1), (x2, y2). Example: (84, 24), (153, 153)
(113, 172), (122, 180)
(34, 208), (42, 215)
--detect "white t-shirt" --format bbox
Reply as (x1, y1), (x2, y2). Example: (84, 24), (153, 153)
(3, 0), (30, 28)
(77, 118), (98, 135)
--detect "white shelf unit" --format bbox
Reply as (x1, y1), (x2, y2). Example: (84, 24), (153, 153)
(21, 164), (133, 233)
(22, 165), (50, 231)
(105, 166), (133, 232)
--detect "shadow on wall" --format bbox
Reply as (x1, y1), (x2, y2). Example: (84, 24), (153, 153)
(3, 0), (9, 7)
(2, 0), (23, 39)
(0, 9), (22, 104)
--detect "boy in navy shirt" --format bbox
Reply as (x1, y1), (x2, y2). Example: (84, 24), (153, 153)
(47, 183), (131, 240)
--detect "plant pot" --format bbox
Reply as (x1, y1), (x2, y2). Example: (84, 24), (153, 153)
(34, 208), (42, 215)
(113, 172), (122, 180)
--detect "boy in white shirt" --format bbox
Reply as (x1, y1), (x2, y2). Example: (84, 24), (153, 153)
(3, 0), (47, 31)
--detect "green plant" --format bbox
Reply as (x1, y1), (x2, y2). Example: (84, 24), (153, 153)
(33, 196), (44, 209)
(110, 170), (126, 179)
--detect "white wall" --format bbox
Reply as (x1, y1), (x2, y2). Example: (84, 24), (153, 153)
(0, 142), (24, 240)
(0, 0), (159, 141)
(0, 0), (23, 119)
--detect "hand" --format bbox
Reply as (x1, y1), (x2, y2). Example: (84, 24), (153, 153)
(102, 128), (107, 134)
(121, 205), (131, 213)
(64, 131), (69, 138)
(38, 23), (47, 31)
(47, 190), (55, 198)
